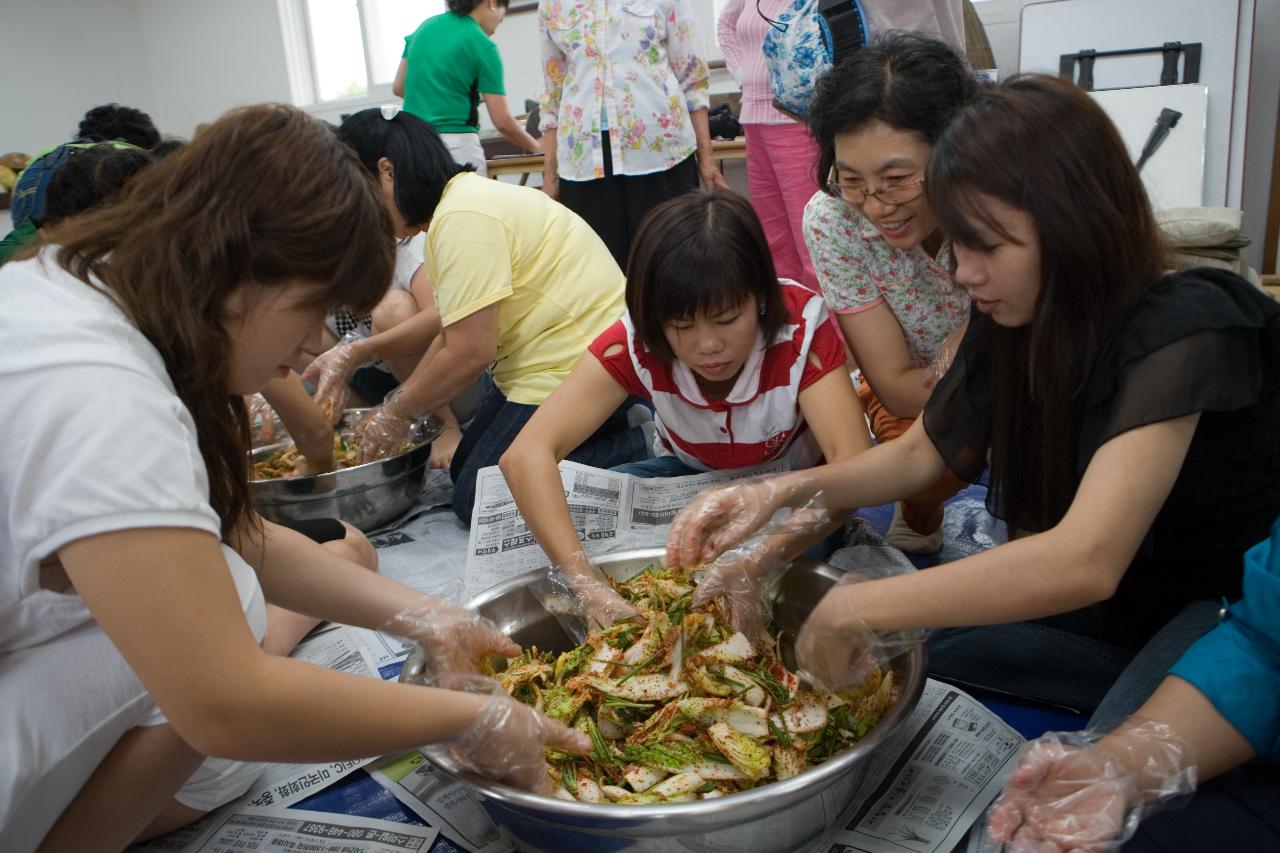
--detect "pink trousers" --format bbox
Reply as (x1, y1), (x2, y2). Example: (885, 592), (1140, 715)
(743, 122), (820, 291)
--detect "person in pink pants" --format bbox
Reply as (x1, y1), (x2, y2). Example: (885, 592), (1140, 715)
(717, 0), (820, 290)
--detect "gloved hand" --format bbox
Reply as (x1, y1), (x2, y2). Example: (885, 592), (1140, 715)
(531, 552), (641, 643)
(246, 393), (279, 445)
(984, 720), (1196, 852)
(427, 674), (591, 795)
(794, 569), (919, 692)
(689, 506), (841, 647)
(666, 478), (798, 570)
(922, 320), (967, 390)
(302, 332), (369, 424)
(356, 388), (417, 463)
(382, 593), (521, 677)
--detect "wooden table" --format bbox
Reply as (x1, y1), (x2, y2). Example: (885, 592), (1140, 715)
(486, 138), (747, 184)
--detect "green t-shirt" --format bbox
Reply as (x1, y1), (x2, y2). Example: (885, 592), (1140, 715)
(402, 13), (505, 134)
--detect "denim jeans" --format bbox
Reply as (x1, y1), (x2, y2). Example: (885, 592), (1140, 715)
(929, 599), (1222, 717)
(1087, 599), (1221, 727)
(450, 384), (650, 524)
(611, 455), (700, 478)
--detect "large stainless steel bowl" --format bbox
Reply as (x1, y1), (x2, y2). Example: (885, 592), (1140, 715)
(250, 408), (444, 532)
(400, 548), (926, 853)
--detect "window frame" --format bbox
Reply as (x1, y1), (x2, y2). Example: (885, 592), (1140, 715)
(277, 0), (417, 109)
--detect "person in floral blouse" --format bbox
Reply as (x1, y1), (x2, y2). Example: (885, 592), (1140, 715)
(803, 33), (976, 553)
(538, 0), (729, 268)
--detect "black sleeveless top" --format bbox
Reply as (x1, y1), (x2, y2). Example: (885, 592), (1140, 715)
(923, 268), (1280, 641)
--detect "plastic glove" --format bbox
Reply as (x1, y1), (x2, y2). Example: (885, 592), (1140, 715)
(984, 720), (1196, 852)
(793, 570), (919, 692)
(922, 320), (967, 390)
(302, 332), (369, 424)
(666, 478), (798, 570)
(530, 552), (641, 644)
(356, 388), (417, 463)
(689, 506), (841, 648)
(382, 594), (521, 678)
(425, 674), (591, 795)
(246, 393), (279, 445)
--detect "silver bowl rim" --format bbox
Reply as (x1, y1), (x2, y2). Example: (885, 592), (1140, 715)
(249, 408), (444, 485)
(412, 547), (927, 822)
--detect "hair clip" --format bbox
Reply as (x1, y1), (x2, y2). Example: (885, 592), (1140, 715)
(380, 104), (402, 121)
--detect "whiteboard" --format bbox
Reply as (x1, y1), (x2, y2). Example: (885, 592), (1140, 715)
(1090, 84), (1209, 209)
(1020, 0), (1244, 207)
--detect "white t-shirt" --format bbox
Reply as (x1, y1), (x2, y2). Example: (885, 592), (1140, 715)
(0, 251), (259, 653)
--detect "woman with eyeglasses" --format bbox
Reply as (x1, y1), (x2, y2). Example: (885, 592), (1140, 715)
(801, 32), (977, 554)
(667, 74), (1280, 721)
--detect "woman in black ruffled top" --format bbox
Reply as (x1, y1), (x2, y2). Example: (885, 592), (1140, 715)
(664, 74), (1280, 718)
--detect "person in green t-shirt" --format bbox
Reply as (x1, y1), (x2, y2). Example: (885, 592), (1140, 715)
(393, 0), (540, 177)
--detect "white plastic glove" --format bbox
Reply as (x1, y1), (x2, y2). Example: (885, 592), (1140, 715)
(356, 388), (417, 463)
(382, 594), (521, 677)
(984, 720), (1196, 852)
(302, 331), (369, 424)
(426, 674), (591, 795)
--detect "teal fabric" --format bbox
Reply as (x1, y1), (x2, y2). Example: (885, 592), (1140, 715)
(1171, 517), (1280, 762)
(0, 217), (39, 266)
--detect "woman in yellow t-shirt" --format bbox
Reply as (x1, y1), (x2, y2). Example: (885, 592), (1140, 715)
(311, 108), (648, 523)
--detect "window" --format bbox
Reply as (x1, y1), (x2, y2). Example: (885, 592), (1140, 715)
(282, 0), (445, 104)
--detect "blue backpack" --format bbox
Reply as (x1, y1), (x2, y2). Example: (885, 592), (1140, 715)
(761, 0), (869, 118)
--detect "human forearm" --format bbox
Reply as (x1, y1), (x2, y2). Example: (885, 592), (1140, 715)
(261, 374), (335, 468)
(397, 342), (489, 421)
(499, 445), (588, 570)
(356, 306), (441, 364)
(1128, 676), (1255, 783)
(196, 658), (485, 761)
(541, 128), (558, 193)
(773, 422), (945, 512)
(497, 120), (542, 154)
(868, 365), (934, 418)
(828, 528), (1119, 633)
(245, 521), (432, 627)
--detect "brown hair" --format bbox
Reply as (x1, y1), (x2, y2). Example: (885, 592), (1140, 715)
(626, 190), (788, 363)
(56, 104), (394, 537)
(927, 75), (1166, 531)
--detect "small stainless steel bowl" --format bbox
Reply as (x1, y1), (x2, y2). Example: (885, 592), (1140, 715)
(250, 408), (444, 532)
(400, 548), (926, 853)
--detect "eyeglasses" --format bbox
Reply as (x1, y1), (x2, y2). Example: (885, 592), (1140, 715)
(827, 174), (926, 206)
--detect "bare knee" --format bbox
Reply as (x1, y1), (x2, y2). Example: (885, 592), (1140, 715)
(324, 521), (379, 572)
(370, 290), (418, 335)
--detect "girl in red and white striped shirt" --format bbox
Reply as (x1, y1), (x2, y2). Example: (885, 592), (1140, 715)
(500, 190), (871, 623)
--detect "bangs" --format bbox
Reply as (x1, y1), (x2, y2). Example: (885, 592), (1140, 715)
(931, 183), (1022, 250)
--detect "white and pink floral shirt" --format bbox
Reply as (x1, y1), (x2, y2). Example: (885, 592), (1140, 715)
(538, 0), (710, 181)
(803, 190), (969, 367)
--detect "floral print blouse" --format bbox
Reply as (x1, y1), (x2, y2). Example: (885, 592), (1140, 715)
(539, 0), (710, 181)
(803, 190), (969, 367)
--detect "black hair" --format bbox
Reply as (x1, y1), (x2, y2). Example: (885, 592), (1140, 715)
(43, 145), (154, 226)
(808, 31), (977, 192)
(626, 190), (788, 363)
(926, 74), (1165, 532)
(150, 138), (188, 160)
(76, 103), (161, 149)
(447, 0), (508, 14)
(336, 109), (469, 229)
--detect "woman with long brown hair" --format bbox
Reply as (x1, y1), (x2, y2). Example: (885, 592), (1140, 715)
(664, 74), (1280, 720)
(0, 104), (585, 852)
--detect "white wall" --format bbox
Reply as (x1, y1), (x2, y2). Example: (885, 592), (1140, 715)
(133, 0), (294, 139)
(1, 0), (155, 154)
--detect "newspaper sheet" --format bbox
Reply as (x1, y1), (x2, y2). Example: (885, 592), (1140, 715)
(819, 679), (1022, 853)
(368, 679), (1019, 853)
(238, 624), (387, 808)
(129, 805), (438, 853)
(369, 751), (513, 853)
(465, 459), (787, 595)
